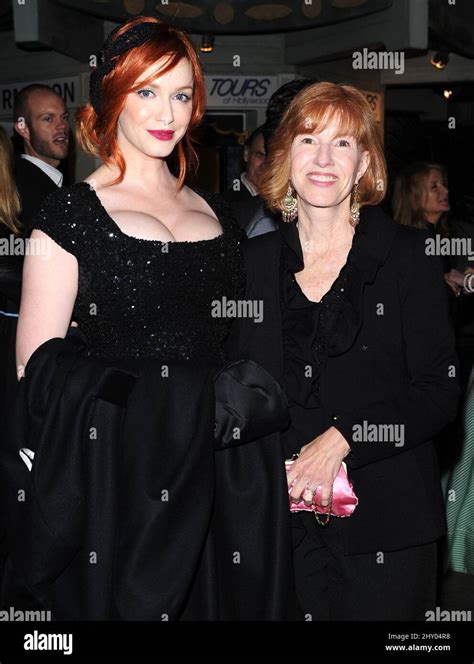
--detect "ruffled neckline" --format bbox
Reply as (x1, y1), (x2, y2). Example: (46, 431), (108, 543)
(279, 206), (398, 408)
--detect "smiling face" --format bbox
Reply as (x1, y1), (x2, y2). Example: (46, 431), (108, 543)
(117, 57), (194, 160)
(422, 168), (450, 224)
(289, 115), (370, 215)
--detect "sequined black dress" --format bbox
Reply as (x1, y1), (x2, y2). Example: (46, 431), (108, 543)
(32, 181), (244, 362)
(1, 183), (297, 621)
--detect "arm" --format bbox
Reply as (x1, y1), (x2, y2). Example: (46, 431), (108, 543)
(334, 231), (460, 469)
(445, 267), (474, 295)
(16, 229), (78, 376)
(287, 230), (460, 503)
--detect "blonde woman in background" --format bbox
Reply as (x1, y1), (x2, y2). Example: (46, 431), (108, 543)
(0, 124), (22, 594)
(393, 161), (474, 583)
(0, 124), (22, 410)
(392, 161), (473, 282)
(392, 161), (474, 418)
(392, 161), (450, 230)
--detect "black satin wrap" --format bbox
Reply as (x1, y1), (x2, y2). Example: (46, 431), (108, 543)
(214, 358), (289, 446)
(0, 335), (295, 620)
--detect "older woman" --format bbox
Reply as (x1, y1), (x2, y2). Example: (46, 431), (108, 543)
(230, 82), (459, 620)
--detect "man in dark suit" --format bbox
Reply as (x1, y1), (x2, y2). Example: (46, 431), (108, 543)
(13, 84), (70, 236)
(221, 126), (266, 231)
(0, 85), (69, 594)
(224, 80), (316, 238)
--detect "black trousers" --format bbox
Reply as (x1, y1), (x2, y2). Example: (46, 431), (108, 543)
(292, 512), (438, 621)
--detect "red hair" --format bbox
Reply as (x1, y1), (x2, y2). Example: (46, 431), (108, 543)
(260, 81), (387, 212)
(76, 16), (205, 190)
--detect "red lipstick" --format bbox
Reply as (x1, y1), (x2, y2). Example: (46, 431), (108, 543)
(147, 130), (175, 141)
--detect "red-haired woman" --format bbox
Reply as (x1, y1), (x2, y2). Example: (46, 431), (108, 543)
(2, 17), (293, 621)
(230, 81), (460, 619)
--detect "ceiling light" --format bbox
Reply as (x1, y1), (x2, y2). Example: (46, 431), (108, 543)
(431, 51), (449, 69)
(201, 34), (215, 53)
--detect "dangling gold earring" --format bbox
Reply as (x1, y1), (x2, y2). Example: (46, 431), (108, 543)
(350, 182), (360, 227)
(281, 183), (298, 223)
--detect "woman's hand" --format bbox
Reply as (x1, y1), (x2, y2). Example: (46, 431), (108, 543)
(286, 426), (351, 507)
(444, 269), (464, 295)
(445, 268), (474, 296)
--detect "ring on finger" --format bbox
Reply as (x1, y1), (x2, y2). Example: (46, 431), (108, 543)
(302, 487), (314, 504)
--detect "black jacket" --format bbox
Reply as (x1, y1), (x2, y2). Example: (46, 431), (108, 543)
(0, 226), (22, 310)
(229, 205), (460, 555)
(14, 157), (59, 236)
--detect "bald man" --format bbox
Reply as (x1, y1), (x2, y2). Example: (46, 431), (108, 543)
(13, 84), (70, 236)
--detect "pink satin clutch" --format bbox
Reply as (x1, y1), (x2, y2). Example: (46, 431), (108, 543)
(284, 460), (358, 524)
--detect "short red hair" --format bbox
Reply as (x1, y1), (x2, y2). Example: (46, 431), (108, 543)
(76, 16), (205, 190)
(259, 81), (387, 213)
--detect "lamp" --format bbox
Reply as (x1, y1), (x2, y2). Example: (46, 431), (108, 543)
(431, 51), (449, 69)
(201, 34), (215, 53)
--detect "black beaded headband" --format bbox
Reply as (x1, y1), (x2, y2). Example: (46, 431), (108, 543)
(89, 21), (160, 115)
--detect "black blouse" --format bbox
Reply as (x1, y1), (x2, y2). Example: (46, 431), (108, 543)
(279, 220), (360, 455)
